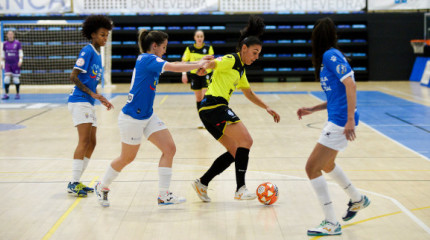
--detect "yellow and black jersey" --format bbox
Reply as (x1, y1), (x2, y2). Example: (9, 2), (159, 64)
(182, 43), (214, 74)
(205, 52), (250, 103)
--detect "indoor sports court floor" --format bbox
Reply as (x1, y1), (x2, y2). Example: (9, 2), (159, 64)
(0, 81), (429, 240)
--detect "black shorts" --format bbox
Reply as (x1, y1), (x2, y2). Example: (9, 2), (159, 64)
(189, 73), (212, 90)
(199, 96), (240, 140)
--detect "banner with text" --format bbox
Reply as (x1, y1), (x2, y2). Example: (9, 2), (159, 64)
(368, 0), (430, 10)
(219, 0), (366, 12)
(73, 0), (219, 14)
(0, 0), (71, 14)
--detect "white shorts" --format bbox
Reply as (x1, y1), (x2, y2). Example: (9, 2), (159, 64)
(68, 102), (97, 127)
(317, 121), (350, 151)
(118, 112), (167, 145)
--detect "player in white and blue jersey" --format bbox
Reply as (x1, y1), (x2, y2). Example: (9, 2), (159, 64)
(67, 15), (113, 197)
(94, 29), (209, 207)
(297, 17), (370, 237)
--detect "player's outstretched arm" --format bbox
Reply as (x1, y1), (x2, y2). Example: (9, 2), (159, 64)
(296, 102), (327, 120)
(242, 88), (280, 123)
(70, 69), (113, 110)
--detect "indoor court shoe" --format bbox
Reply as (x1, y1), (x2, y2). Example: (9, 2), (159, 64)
(67, 182), (87, 197)
(191, 179), (211, 202)
(95, 182), (110, 207)
(158, 191), (186, 205)
(1, 94), (9, 100)
(81, 183), (94, 193)
(342, 195), (371, 221)
(307, 220), (342, 236)
(14, 94), (20, 100)
(234, 185), (257, 200)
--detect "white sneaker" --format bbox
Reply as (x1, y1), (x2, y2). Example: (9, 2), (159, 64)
(94, 182), (110, 207)
(234, 185), (257, 200)
(158, 191), (186, 205)
(307, 220), (342, 236)
(191, 179), (211, 202)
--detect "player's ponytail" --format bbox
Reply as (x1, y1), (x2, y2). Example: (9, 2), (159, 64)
(236, 15), (265, 52)
(311, 17), (339, 80)
(138, 29), (168, 53)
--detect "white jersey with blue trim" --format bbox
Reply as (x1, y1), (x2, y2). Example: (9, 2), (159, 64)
(122, 53), (166, 120)
(68, 44), (103, 105)
(320, 48), (359, 127)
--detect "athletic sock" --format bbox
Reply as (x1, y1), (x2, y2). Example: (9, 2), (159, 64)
(310, 175), (337, 224)
(327, 164), (362, 202)
(100, 164), (120, 189)
(158, 167), (172, 196)
(235, 147), (250, 191)
(71, 159), (84, 183)
(200, 152), (235, 186)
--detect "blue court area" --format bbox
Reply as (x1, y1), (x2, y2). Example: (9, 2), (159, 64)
(312, 91), (430, 159)
(0, 93), (69, 104)
(1, 91), (429, 159)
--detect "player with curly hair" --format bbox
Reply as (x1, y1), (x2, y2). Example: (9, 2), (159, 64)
(191, 15), (280, 202)
(67, 15), (113, 197)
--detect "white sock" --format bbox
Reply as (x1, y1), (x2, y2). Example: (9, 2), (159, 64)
(80, 157), (90, 179)
(71, 159), (84, 183)
(327, 165), (362, 202)
(158, 167), (172, 196)
(100, 165), (120, 189)
(310, 175), (337, 224)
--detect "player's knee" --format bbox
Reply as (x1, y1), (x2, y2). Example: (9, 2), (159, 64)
(3, 76), (10, 84)
(163, 143), (176, 158)
(79, 136), (91, 146)
(305, 162), (321, 178)
(12, 77), (20, 85)
(240, 136), (253, 148)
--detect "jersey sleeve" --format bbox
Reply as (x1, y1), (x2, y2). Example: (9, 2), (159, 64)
(214, 54), (235, 71)
(17, 41), (22, 50)
(147, 55), (167, 74)
(323, 51), (353, 82)
(182, 47), (190, 62)
(237, 70), (250, 89)
(74, 47), (92, 73)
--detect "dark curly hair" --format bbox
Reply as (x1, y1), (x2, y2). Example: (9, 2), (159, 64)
(81, 15), (113, 40)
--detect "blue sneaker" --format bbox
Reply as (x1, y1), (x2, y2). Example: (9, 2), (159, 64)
(1, 94), (9, 100)
(67, 182), (87, 197)
(307, 220), (342, 236)
(81, 183), (94, 193)
(342, 195), (371, 221)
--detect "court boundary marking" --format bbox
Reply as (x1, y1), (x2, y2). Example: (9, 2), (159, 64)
(307, 92), (430, 162)
(41, 176), (98, 240)
(0, 157), (428, 239)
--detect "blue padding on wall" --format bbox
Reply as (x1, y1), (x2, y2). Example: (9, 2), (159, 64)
(410, 56), (430, 81)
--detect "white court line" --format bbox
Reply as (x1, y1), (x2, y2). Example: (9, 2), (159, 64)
(1, 156), (429, 235)
(307, 92), (430, 162)
(0, 104), (27, 109)
(26, 103), (49, 109)
(256, 170), (430, 235)
(361, 122), (430, 162)
(378, 86), (430, 104)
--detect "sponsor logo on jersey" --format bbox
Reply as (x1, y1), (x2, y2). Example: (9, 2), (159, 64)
(156, 57), (164, 62)
(336, 64), (347, 75)
(330, 56), (337, 62)
(76, 58), (85, 67)
(81, 52), (86, 56)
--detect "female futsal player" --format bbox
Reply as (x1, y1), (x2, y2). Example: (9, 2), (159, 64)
(297, 17), (370, 236)
(181, 30), (214, 128)
(191, 15), (280, 202)
(67, 15), (113, 197)
(94, 29), (209, 207)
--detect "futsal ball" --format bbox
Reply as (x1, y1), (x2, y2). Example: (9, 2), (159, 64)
(256, 182), (279, 205)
